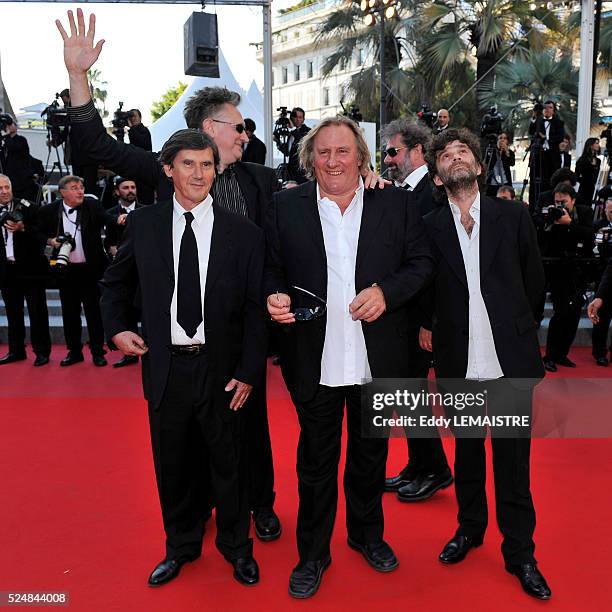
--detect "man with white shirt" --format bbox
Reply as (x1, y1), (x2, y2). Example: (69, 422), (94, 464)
(265, 116), (434, 598)
(420, 128), (551, 600)
(381, 120), (452, 502)
(100, 129), (266, 588)
(38, 175), (116, 366)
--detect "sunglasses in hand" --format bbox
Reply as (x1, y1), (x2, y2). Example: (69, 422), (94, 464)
(291, 285), (327, 322)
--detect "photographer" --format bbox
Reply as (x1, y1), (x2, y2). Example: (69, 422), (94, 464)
(104, 176), (140, 259)
(127, 109), (152, 151)
(539, 183), (594, 372)
(274, 107), (310, 184)
(433, 108), (450, 134)
(242, 118), (266, 165)
(528, 100), (565, 193)
(575, 137), (601, 205)
(484, 131), (515, 197)
(0, 174), (51, 366)
(1, 116), (38, 202)
(37, 175), (117, 367)
(559, 135), (571, 169)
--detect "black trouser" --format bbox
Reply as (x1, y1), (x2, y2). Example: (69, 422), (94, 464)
(545, 261), (584, 361)
(294, 384), (388, 562)
(57, 263), (105, 355)
(1, 264), (51, 357)
(452, 380), (537, 565)
(148, 351), (252, 561)
(592, 300), (612, 358)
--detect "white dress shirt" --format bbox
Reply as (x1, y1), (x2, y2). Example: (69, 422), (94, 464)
(62, 202), (86, 263)
(170, 194), (214, 345)
(1, 205), (15, 261)
(448, 192), (504, 381)
(398, 164), (429, 191)
(316, 178), (372, 386)
(119, 201), (136, 213)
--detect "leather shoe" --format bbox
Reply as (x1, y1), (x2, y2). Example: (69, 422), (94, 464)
(113, 355), (138, 368)
(0, 352), (27, 365)
(595, 357), (609, 367)
(60, 352), (84, 367)
(397, 467), (453, 502)
(33, 355), (50, 367)
(229, 556), (259, 586)
(556, 356), (576, 368)
(385, 464), (419, 492)
(92, 355), (108, 367)
(438, 534), (483, 564)
(288, 557), (331, 599)
(252, 507), (281, 541)
(542, 358), (557, 373)
(506, 563), (552, 600)
(347, 538), (399, 572)
(148, 557), (193, 587)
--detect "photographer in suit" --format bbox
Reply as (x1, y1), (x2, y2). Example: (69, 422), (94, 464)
(274, 107), (310, 184)
(528, 100), (564, 192)
(0, 174), (51, 366)
(1, 117), (39, 202)
(101, 129), (266, 587)
(380, 119), (452, 502)
(484, 132), (515, 197)
(242, 118), (266, 165)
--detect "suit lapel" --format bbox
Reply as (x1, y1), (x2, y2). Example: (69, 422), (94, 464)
(234, 162), (258, 223)
(300, 181), (326, 262)
(205, 204), (232, 299)
(479, 196), (502, 281)
(356, 188), (386, 268)
(153, 201), (174, 278)
(432, 205), (468, 289)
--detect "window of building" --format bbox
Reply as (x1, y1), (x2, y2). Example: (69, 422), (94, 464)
(282, 66), (288, 84)
(356, 48), (363, 67)
(307, 60), (313, 79)
(323, 87), (330, 107)
(294, 63), (301, 81)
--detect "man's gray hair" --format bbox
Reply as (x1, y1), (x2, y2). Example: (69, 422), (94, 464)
(58, 175), (84, 190)
(0, 173), (11, 187)
(299, 116), (370, 180)
(183, 87), (241, 129)
(381, 119), (431, 152)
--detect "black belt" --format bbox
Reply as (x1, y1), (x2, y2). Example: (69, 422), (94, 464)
(170, 344), (207, 355)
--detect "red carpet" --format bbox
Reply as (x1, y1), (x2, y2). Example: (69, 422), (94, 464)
(0, 346), (610, 611)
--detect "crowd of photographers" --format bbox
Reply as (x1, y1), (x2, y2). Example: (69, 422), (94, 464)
(2, 94), (612, 370)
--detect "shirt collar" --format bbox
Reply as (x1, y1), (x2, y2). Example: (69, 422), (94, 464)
(120, 201), (136, 212)
(173, 193), (213, 223)
(448, 190), (481, 219)
(399, 164), (428, 190)
(316, 176), (364, 206)
(62, 201), (79, 216)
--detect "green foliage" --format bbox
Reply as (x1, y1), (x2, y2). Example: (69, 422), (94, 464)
(87, 68), (108, 119)
(150, 82), (188, 122)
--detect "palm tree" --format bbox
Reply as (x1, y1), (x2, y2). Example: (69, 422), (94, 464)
(87, 68), (108, 119)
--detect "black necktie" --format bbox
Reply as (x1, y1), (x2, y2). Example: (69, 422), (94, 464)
(177, 211), (202, 339)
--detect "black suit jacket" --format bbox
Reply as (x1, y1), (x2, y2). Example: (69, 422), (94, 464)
(100, 200), (266, 410)
(404, 173), (443, 217)
(103, 202), (143, 252)
(69, 102), (278, 217)
(421, 196), (545, 379)
(242, 134), (266, 165)
(561, 151), (571, 169)
(37, 197), (113, 278)
(596, 260), (612, 300)
(264, 181), (435, 402)
(528, 116), (565, 154)
(128, 123), (152, 151)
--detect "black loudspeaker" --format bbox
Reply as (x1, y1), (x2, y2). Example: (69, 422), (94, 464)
(184, 12), (220, 78)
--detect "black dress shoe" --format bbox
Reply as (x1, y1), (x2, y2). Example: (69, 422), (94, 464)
(113, 355), (138, 368)
(229, 556), (259, 586)
(60, 352), (84, 367)
(506, 563), (552, 600)
(288, 557), (331, 599)
(252, 507), (282, 541)
(438, 534), (483, 564)
(556, 356), (576, 368)
(33, 356), (50, 367)
(0, 352), (27, 365)
(542, 358), (557, 373)
(148, 558), (191, 587)
(595, 357), (609, 367)
(385, 464), (419, 492)
(347, 538), (399, 572)
(92, 355), (108, 367)
(397, 467), (453, 502)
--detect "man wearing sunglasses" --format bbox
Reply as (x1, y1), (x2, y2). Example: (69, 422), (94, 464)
(381, 119), (452, 503)
(265, 116), (434, 598)
(56, 8), (283, 544)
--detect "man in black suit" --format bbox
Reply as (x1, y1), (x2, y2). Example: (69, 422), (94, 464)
(125, 109), (154, 204)
(420, 128), (551, 600)
(380, 119), (452, 502)
(1, 119), (38, 202)
(275, 107), (310, 184)
(0, 174), (51, 366)
(104, 176), (142, 368)
(242, 118), (266, 165)
(56, 8), (281, 541)
(101, 129), (265, 587)
(528, 100), (565, 193)
(265, 116), (434, 598)
(559, 135), (571, 169)
(38, 175), (116, 367)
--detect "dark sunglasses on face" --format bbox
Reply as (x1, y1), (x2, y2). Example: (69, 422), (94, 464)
(384, 146), (408, 158)
(212, 119), (246, 134)
(291, 285), (327, 322)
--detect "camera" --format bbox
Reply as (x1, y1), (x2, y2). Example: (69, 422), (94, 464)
(51, 232), (75, 267)
(481, 106), (504, 139)
(0, 208), (24, 226)
(111, 102), (134, 142)
(542, 204), (567, 223)
(0, 110), (14, 132)
(595, 226), (612, 247)
(41, 95), (69, 148)
(417, 104), (436, 130)
(340, 100), (363, 124)
(273, 106), (291, 143)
